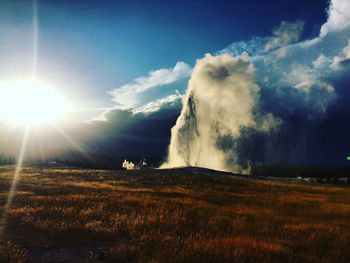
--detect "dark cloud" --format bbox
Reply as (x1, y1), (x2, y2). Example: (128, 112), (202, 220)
(235, 73), (350, 167)
(84, 101), (181, 162)
(0, 99), (181, 168)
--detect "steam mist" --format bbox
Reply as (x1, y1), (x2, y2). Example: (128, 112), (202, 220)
(162, 54), (278, 172)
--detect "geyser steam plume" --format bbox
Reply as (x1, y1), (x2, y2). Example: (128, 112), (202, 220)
(162, 54), (278, 172)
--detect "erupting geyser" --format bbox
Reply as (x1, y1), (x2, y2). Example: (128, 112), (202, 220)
(162, 54), (278, 172)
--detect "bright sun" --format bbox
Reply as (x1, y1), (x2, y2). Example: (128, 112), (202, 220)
(0, 80), (70, 125)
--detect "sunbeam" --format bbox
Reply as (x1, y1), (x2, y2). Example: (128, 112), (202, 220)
(32, 0), (38, 81)
(0, 126), (30, 234)
(51, 124), (92, 162)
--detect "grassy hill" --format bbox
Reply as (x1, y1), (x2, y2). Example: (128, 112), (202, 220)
(0, 166), (349, 262)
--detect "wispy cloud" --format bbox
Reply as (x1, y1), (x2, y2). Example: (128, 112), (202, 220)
(218, 20), (304, 57)
(132, 90), (182, 115)
(108, 62), (191, 109)
(264, 20), (304, 52)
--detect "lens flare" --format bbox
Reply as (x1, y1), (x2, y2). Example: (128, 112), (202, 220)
(0, 80), (70, 125)
(0, 126), (30, 233)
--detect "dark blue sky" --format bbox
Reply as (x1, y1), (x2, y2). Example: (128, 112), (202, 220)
(0, 0), (329, 109)
(37, 0), (328, 71)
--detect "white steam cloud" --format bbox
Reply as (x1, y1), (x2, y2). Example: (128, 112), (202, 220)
(162, 54), (278, 172)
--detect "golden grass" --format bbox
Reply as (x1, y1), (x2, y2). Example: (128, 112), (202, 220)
(0, 167), (349, 262)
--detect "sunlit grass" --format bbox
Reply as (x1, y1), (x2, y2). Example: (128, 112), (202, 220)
(0, 166), (349, 262)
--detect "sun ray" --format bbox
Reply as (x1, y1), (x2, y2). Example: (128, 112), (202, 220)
(0, 126), (30, 234)
(51, 124), (93, 163)
(32, 0), (38, 81)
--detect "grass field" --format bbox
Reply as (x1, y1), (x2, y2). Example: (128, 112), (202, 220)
(0, 166), (349, 263)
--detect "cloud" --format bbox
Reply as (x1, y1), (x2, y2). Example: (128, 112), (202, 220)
(280, 64), (334, 98)
(85, 95), (182, 158)
(217, 37), (267, 57)
(218, 20), (303, 57)
(108, 62), (191, 109)
(312, 53), (328, 69)
(320, 0), (350, 37)
(330, 39), (350, 70)
(274, 46), (290, 58)
(283, 64), (317, 91)
(0, 99), (182, 167)
(264, 20), (304, 52)
(344, 39), (350, 59)
(132, 90), (183, 115)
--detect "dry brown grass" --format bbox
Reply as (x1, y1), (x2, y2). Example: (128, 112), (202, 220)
(0, 166), (349, 262)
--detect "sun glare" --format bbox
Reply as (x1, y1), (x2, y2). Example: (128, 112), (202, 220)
(0, 80), (70, 125)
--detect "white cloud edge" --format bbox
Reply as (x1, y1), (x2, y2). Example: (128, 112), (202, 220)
(108, 61), (191, 109)
(132, 90), (183, 115)
(320, 0), (350, 37)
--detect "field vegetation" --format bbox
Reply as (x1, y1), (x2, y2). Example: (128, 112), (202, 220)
(0, 166), (349, 262)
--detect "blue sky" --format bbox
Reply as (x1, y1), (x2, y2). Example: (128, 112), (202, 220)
(0, 0), (328, 112)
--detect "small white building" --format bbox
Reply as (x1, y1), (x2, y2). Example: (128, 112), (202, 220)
(122, 159), (135, 170)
